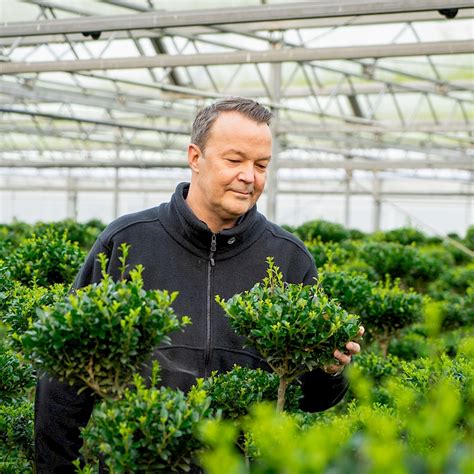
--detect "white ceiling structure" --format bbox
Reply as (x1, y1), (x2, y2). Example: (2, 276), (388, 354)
(0, 0), (473, 231)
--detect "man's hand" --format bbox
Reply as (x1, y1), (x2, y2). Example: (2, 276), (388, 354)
(323, 326), (365, 376)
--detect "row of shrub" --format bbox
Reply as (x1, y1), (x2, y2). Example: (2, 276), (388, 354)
(0, 219), (472, 472)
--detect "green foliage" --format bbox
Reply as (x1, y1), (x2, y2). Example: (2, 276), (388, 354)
(0, 401), (34, 472)
(34, 219), (105, 250)
(202, 366), (303, 419)
(320, 268), (424, 352)
(464, 224), (474, 250)
(0, 281), (67, 351)
(81, 372), (212, 473)
(292, 219), (350, 243)
(22, 244), (190, 398)
(0, 347), (35, 404)
(6, 227), (85, 286)
(365, 280), (424, 334)
(388, 329), (431, 361)
(439, 286), (474, 330)
(217, 257), (360, 379)
(1, 218), (472, 472)
(358, 241), (446, 288)
(0, 221), (33, 248)
(305, 238), (351, 268)
(353, 352), (400, 382)
(217, 257), (359, 410)
(443, 236), (472, 265)
(200, 364), (473, 474)
(429, 263), (474, 296)
(371, 227), (428, 246)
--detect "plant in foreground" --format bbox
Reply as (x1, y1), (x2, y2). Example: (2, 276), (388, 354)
(202, 365), (303, 419)
(78, 365), (213, 473)
(216, 257), (360, 411)
(22, 244), (190, 398)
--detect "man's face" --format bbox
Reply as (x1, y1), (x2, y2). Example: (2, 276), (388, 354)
(188, 111), (272, 231)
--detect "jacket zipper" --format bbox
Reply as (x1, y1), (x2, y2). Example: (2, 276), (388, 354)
(204, 233), (217, 377)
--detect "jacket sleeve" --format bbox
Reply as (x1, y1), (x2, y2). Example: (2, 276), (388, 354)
(34, 237), (110, 472)
(35, 376), (96, 473)
(298, 369), (349, 412)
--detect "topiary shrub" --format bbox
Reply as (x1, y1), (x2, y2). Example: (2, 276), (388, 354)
(320, 268), (424, 355)
(216, 257), (360, 411)
(429, 263), (474, 296)
(22, 244), (190, 399)
(202, 365), (303, 419)
(0, 281), (67, 352)
(0, 401), (34, 472)
(388, 330), (431, 361)
(439, 286), (474, 330)
(305, 238), (351, 268)
(356, 241), (446, 290)
(35, 219), (105, 250)
(292, 220), (350, 243)
(79, 368), (212, 473)
(6, 227), (85, 287)
(371, 227), (428, 246)
(0, 347), (35, 404)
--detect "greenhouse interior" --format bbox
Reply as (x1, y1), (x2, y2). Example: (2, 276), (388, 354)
(1, 1), (473, 473)
(0, 0), (472, 235)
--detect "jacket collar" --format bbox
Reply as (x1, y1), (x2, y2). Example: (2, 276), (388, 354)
(160, 182), (267, 260)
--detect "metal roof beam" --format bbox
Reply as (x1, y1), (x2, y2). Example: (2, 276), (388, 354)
(0, 80), (191, 120)
(1, 181), (471, 197)
(1, 40), (472, 74)
(2, 1), (471, 38)
(0, 158), (472, 170)
(0, 107), (189, 134)
(2, 7), (473, 47)
(0, 125), (185, 152)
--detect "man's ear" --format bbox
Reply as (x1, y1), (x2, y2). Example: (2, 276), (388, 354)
(188, 143), (202, 173)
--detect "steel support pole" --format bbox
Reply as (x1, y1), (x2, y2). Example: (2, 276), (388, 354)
(372, 171), (382, 232)
(66, 171), (78, 220)
(267, 37), (282, 222)
(467, 170), (474, 229)
(344, 168), (352, 228)
(113, 166), (120, 219)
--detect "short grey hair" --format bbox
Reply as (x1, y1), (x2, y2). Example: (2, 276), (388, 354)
(191, 97), (272, 152)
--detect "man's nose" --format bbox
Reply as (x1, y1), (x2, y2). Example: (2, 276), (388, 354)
(238, 163), (255, 183)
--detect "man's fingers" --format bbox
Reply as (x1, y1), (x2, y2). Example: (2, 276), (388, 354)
(323, 363), (344, 375)
(333, 349), (351, 366)
(345, 341), (360, 355)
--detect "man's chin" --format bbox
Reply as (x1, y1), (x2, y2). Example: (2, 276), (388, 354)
(224, 202), (253, 219)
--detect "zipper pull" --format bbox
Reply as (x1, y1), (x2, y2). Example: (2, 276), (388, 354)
(210, 233), (217, 267)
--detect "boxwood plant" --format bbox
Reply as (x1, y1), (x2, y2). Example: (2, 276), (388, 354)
(202, 365), (303, 419)
(216, 257), (360, 411)
(22, 244), (190, 399)
(6, 227), (85, 287)
(78, 364), (212, 473)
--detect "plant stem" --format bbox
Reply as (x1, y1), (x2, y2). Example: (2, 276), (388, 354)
(277, 376), (288, 412)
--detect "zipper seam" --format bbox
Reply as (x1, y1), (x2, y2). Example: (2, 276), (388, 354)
(204, 233), (217, 377)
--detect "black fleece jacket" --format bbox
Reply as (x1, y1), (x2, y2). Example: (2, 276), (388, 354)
(35, 182), (348, 472)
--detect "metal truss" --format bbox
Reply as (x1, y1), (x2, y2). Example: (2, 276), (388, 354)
(0, 0), (473, 223)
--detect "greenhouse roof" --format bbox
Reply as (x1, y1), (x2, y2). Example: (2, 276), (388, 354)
(0, 0), (473, 221)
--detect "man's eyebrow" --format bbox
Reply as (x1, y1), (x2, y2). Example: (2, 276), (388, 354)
(224, 149), (271, 160)
(223, 149), (246, 157)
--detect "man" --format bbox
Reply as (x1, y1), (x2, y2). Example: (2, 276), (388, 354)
(35, 97), (362, 472)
